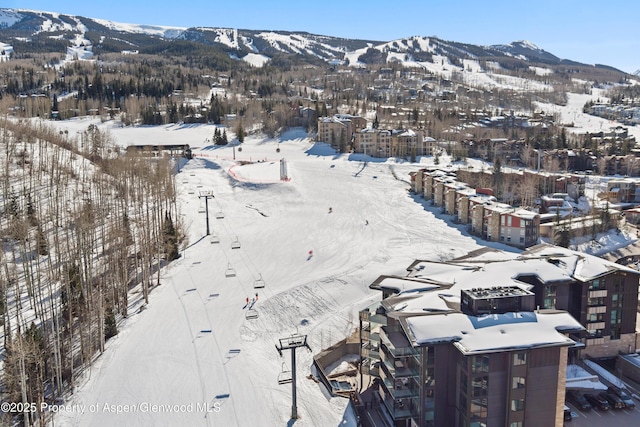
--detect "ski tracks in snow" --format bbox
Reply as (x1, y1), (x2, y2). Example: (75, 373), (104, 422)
(172, 262), (241, 427)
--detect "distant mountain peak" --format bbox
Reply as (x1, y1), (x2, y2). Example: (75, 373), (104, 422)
(510, 40), (542, 51)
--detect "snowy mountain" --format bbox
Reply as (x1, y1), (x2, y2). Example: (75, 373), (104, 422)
(489, 40), (561, 64)
(0, 8), (630, 73)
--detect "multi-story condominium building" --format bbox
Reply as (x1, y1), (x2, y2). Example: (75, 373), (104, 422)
(317, 114), (367, 150)
(352, 128), (431, 158)
(606, 178), (640, 204)
(416, 169), (540, 249)
(359, 244), (639, 426)
(470, 203), (540, 249)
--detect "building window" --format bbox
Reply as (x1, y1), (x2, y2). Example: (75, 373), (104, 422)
(510, 423), (523, 427)
(589, 278), (604, 290)
(610, 307), (622, 340)
(512, 376), (525, 389)
(588, 296), (605, 306)
(588, 313), (604, 322)
(511, 398), (525, 411)
(472, 355), (489, 373)
(513, 352), (526, 366)
(470, 398), (488, 419)
(472, 376), (488, 397)
(543, 285), (556, 309)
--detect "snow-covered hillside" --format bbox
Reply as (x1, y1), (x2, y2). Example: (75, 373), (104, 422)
(3, 7), (632, 77)
(38, 121), (486, 426)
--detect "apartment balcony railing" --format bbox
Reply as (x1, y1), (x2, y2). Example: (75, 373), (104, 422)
(380, 327), (418, 358)
(587, 305), (607, 315)
(361, 342), (380, 360)
(381, 375), (420, 399)
(380, 355), (419, 379)
(586, 337), (605, 346)
(360, 307), (388, 325)
(589, 290), (608, 298)
(381, 392), (418, 420)
(586, 321), (605, 331)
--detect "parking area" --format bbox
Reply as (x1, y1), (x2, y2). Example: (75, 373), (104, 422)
(566, 400), (640, 426)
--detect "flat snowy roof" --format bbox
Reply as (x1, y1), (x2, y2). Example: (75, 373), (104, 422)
(370, 243), (640, 353)
(404, 310), (583, 354)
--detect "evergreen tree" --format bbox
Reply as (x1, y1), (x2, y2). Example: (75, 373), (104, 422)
(52, 93), (58, 114)
(8, 191), (19, 218)
(492, 156), (503, 197)
(214, 128), (224, 145)
(26, 194), (37, 226)
(122, 213), (134, 246)
(553, 212), (571, 248)
(600, 202), (611, 232)
(162, 211), (180, 261)
(236, 123), (245, 143)
(62, 263), (84, 319)
(104, 307), (118, 340)
(338, 129), (347, 153)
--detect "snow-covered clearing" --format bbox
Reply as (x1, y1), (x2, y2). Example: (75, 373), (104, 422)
(535, 89), (640, 143)
(47, 120), (486, 426)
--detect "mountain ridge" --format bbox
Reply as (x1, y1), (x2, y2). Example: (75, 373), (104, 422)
(0, 7), (630, 74)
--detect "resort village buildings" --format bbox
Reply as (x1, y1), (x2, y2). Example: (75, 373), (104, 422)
(355, 244), (640, 426)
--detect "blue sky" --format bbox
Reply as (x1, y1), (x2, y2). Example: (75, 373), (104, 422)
(7, 0), (640, 73)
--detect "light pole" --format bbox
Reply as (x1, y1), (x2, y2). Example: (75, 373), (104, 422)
(198, 191), (214, 235)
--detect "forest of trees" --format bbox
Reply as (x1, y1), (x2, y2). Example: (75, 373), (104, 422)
(0, 118), (181, 426)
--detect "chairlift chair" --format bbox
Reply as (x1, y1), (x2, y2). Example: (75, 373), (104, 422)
(215, 211), (225, 219)
(224, 263), (236, 278)
(245, 308), (258, 320)
(231, 237), (241, 249)
(210, 232), (220, 244)
(278, 363), (292, 385)
(253, 274), (265, 289)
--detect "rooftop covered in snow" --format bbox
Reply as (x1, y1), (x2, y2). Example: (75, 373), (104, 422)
(368, 243), (640, 354)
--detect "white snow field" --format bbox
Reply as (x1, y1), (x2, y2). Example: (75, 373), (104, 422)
(47, 121), (498, 427)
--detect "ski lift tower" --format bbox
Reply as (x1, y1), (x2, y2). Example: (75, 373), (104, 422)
(275, 334), (311, 420)
(198, 190), (214, 235)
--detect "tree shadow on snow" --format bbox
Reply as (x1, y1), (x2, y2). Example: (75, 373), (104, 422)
(304, 142), (342, 159)
(198, 158), (222, 170)
(410, 194), (522, 254)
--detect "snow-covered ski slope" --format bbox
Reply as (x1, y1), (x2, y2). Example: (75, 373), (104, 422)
(51, 122), (488, 426)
